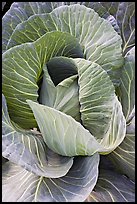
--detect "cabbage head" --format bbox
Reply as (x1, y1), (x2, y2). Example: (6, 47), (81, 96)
(2, 2), (135, 202)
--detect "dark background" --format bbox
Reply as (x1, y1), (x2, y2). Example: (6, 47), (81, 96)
(2, 2), (14, 17)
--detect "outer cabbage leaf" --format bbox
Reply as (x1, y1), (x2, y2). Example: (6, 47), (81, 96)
(117, 47), (135, 122)
(2, 31), (83, 129)
(7, 4), (123, 86)
(2, 2), (64, 53)
(61, 2), (121, 33)
(50, 1), (135, 56)
(108, 114), (135, 181)
(85, 155), (135, 202)
(2, 94), (73, 178)
(3, 2), (134, 55)
(107, 47), (135, 181)
(2, 154), (99, 202)
(100, 2), (135, 55)
(85, 169), (135, 202)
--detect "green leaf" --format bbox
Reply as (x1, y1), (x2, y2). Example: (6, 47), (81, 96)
(2, 31), (83, 129)
(75, 58), (126, 151)
(2, 2), (63, 53)
(46, 2), (121, 34)
(27, 92), (126, 156)
(39, 65), (57, 108)
(75, 58), (115, 139)
(2, 43), (39, 128)
(39, 57), (81, 122)
(107, 115), (135, 181)
(97, 94), (126, 155)
(2, 94), (73, 178)
(117, 47), (135, 122)
(54, 75), (80, 122)
(86, 169), (135, 202)
(7, 4), (123, 85)
(2, 154), (99, 202)
(115, 47), (135, 179)
(100, 2), (135, 55)
(65, 2), (121, 33)
(27, 100), (100, 156)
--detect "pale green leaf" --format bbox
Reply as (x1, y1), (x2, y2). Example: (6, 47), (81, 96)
(39, 65), (56, 108)
(2, 94), (73, 178)
(110, 47), (135, 180)
(117, 47), (135, 122)
(99, 95), (126, 153)
(2, 154), (99, 202)
(44, 2), (121, 33)
(27, 92), (126, 156)
(75, 58), (126, 152)
(54, 75), (80, 122)
(75, 58), (115, 139)
(27, 100), (100, 156)
(108, 115), (135, 181)
(39, 57), (80, 122)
